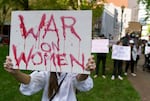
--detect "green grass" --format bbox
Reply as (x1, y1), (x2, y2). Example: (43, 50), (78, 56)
(77, 76), (140, 101)
(0, 45), (141, 101)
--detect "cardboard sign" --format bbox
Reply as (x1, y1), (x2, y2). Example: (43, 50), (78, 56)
(91, 39), (109, 53)
(9, 10), (92, 74)
(145, 46), (150, 54)
(112, 45), (131, 60)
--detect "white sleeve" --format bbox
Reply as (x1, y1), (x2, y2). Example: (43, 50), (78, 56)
(19, 71), (47, 96)
(72, 75), (93, 92)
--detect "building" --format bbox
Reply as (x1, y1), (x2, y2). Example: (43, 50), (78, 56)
(97, 0), (140, 40)
(100, 3), (119, 40)
(97, 2), (132, 40)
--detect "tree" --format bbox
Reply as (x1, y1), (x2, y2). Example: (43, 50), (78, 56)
(0, 0), (13, 35)
(0, 0), (104, 37)
(138, 0), (150, 20)
(12, 0), (104, 23)
(30, 0), (69, 10)
(148, 24), (150, 34)
(12, 0), (29, 10)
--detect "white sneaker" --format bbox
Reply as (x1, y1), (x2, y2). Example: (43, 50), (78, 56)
(94, 75), (98, 78)
(102, 75), (106, 79)
(124, 72), (128, 76)
(118, 75), (123, 80)
(111, 75), (115, 80)
(131, 73), (136, 77)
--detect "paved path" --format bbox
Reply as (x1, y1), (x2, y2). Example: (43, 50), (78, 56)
(128, 54), (150, 101)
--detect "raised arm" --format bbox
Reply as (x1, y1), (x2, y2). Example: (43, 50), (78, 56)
(3, 56), (30, 84)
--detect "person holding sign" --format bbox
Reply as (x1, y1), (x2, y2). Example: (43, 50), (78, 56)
(3, 55), (95, 101)
(111, 41), (123, 80)
(143, 41), (150, 70)
(93, 34), (107, 79)
(124, 40), (137, 76)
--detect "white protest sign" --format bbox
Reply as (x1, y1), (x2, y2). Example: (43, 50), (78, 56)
(9, 10), (92, 74)
(145, 46), (150, 54)
(91, 39), (109, 53)
(112, 45), (131, 60)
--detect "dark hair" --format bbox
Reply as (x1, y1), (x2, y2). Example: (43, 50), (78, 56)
(99, 34), (104, 37)
(48, 72), (58, 98)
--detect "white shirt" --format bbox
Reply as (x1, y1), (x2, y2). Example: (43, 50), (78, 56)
(132, 45), (138, 61)
(19, 71), (93, 101)
(137, 46), (142, 55)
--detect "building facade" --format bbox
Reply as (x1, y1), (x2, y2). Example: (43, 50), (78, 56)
(98, 0), (140, 40)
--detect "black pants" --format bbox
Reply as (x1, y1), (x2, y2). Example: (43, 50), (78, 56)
(135, 55), (139, 65)
(112, 60), (123, 76)
(95, 53), (107, 75)
(125, 59), (135, 73)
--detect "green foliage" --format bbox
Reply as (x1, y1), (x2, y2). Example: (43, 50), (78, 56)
(12, 0), (29, 10)
(0, 5), (9, 34)
(0, 46), (141, 101)
(147, 24), (150, 34)
(30, 0), (68, 10)
(138, 0), (150, 20)
(0, 0), (12, 24)
(0, 0), (104, 35)
(138, 0), (150, 8)
(92, 5), (104, 23)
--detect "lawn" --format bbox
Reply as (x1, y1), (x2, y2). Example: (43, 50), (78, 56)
(0, 45), (141, 101)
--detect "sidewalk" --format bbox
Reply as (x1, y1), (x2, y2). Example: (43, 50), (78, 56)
(127, 54), (150, 101)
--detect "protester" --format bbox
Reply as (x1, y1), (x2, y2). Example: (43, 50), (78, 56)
(124, 40), (137, 76)
(135, 43), (142, 67)
(111, 40), (123, 80)
(3, 55), (96, 101)
(121, 32), (130, 46)
(93, 34), (107, 79)
(143, 40), (150, 71)
(144, 37), (150, 61)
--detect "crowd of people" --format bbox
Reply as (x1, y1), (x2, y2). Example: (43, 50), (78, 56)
(93, 32), (148, 80)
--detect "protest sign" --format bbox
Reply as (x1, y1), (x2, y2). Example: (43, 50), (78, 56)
(91, 39), (109, 53)
(9, 10), (92, 74)
(145, 46), (150, 54)
(112, 45), (131, 60)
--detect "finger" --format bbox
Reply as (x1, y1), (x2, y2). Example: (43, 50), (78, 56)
(89, 63), (96, 69)
(87, 60), (96, 67)
(3, 63), (7, 68)
(6, 56), (11, 59)
(4, 62), (13, 68)
(6, 58), (12, 63)
(5, 59), (13, 65)
(85, 63), (96, 71)
(90, 63), (96, 70)
(8, 63), (13, 68)
(89, 60), (95, 64)
(88, 56), (95, 62)
(6, 56), (12, 62)
(86, 61), (95, 67)
(88, 57), (93, 61)
(4, 62), (9, 68)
